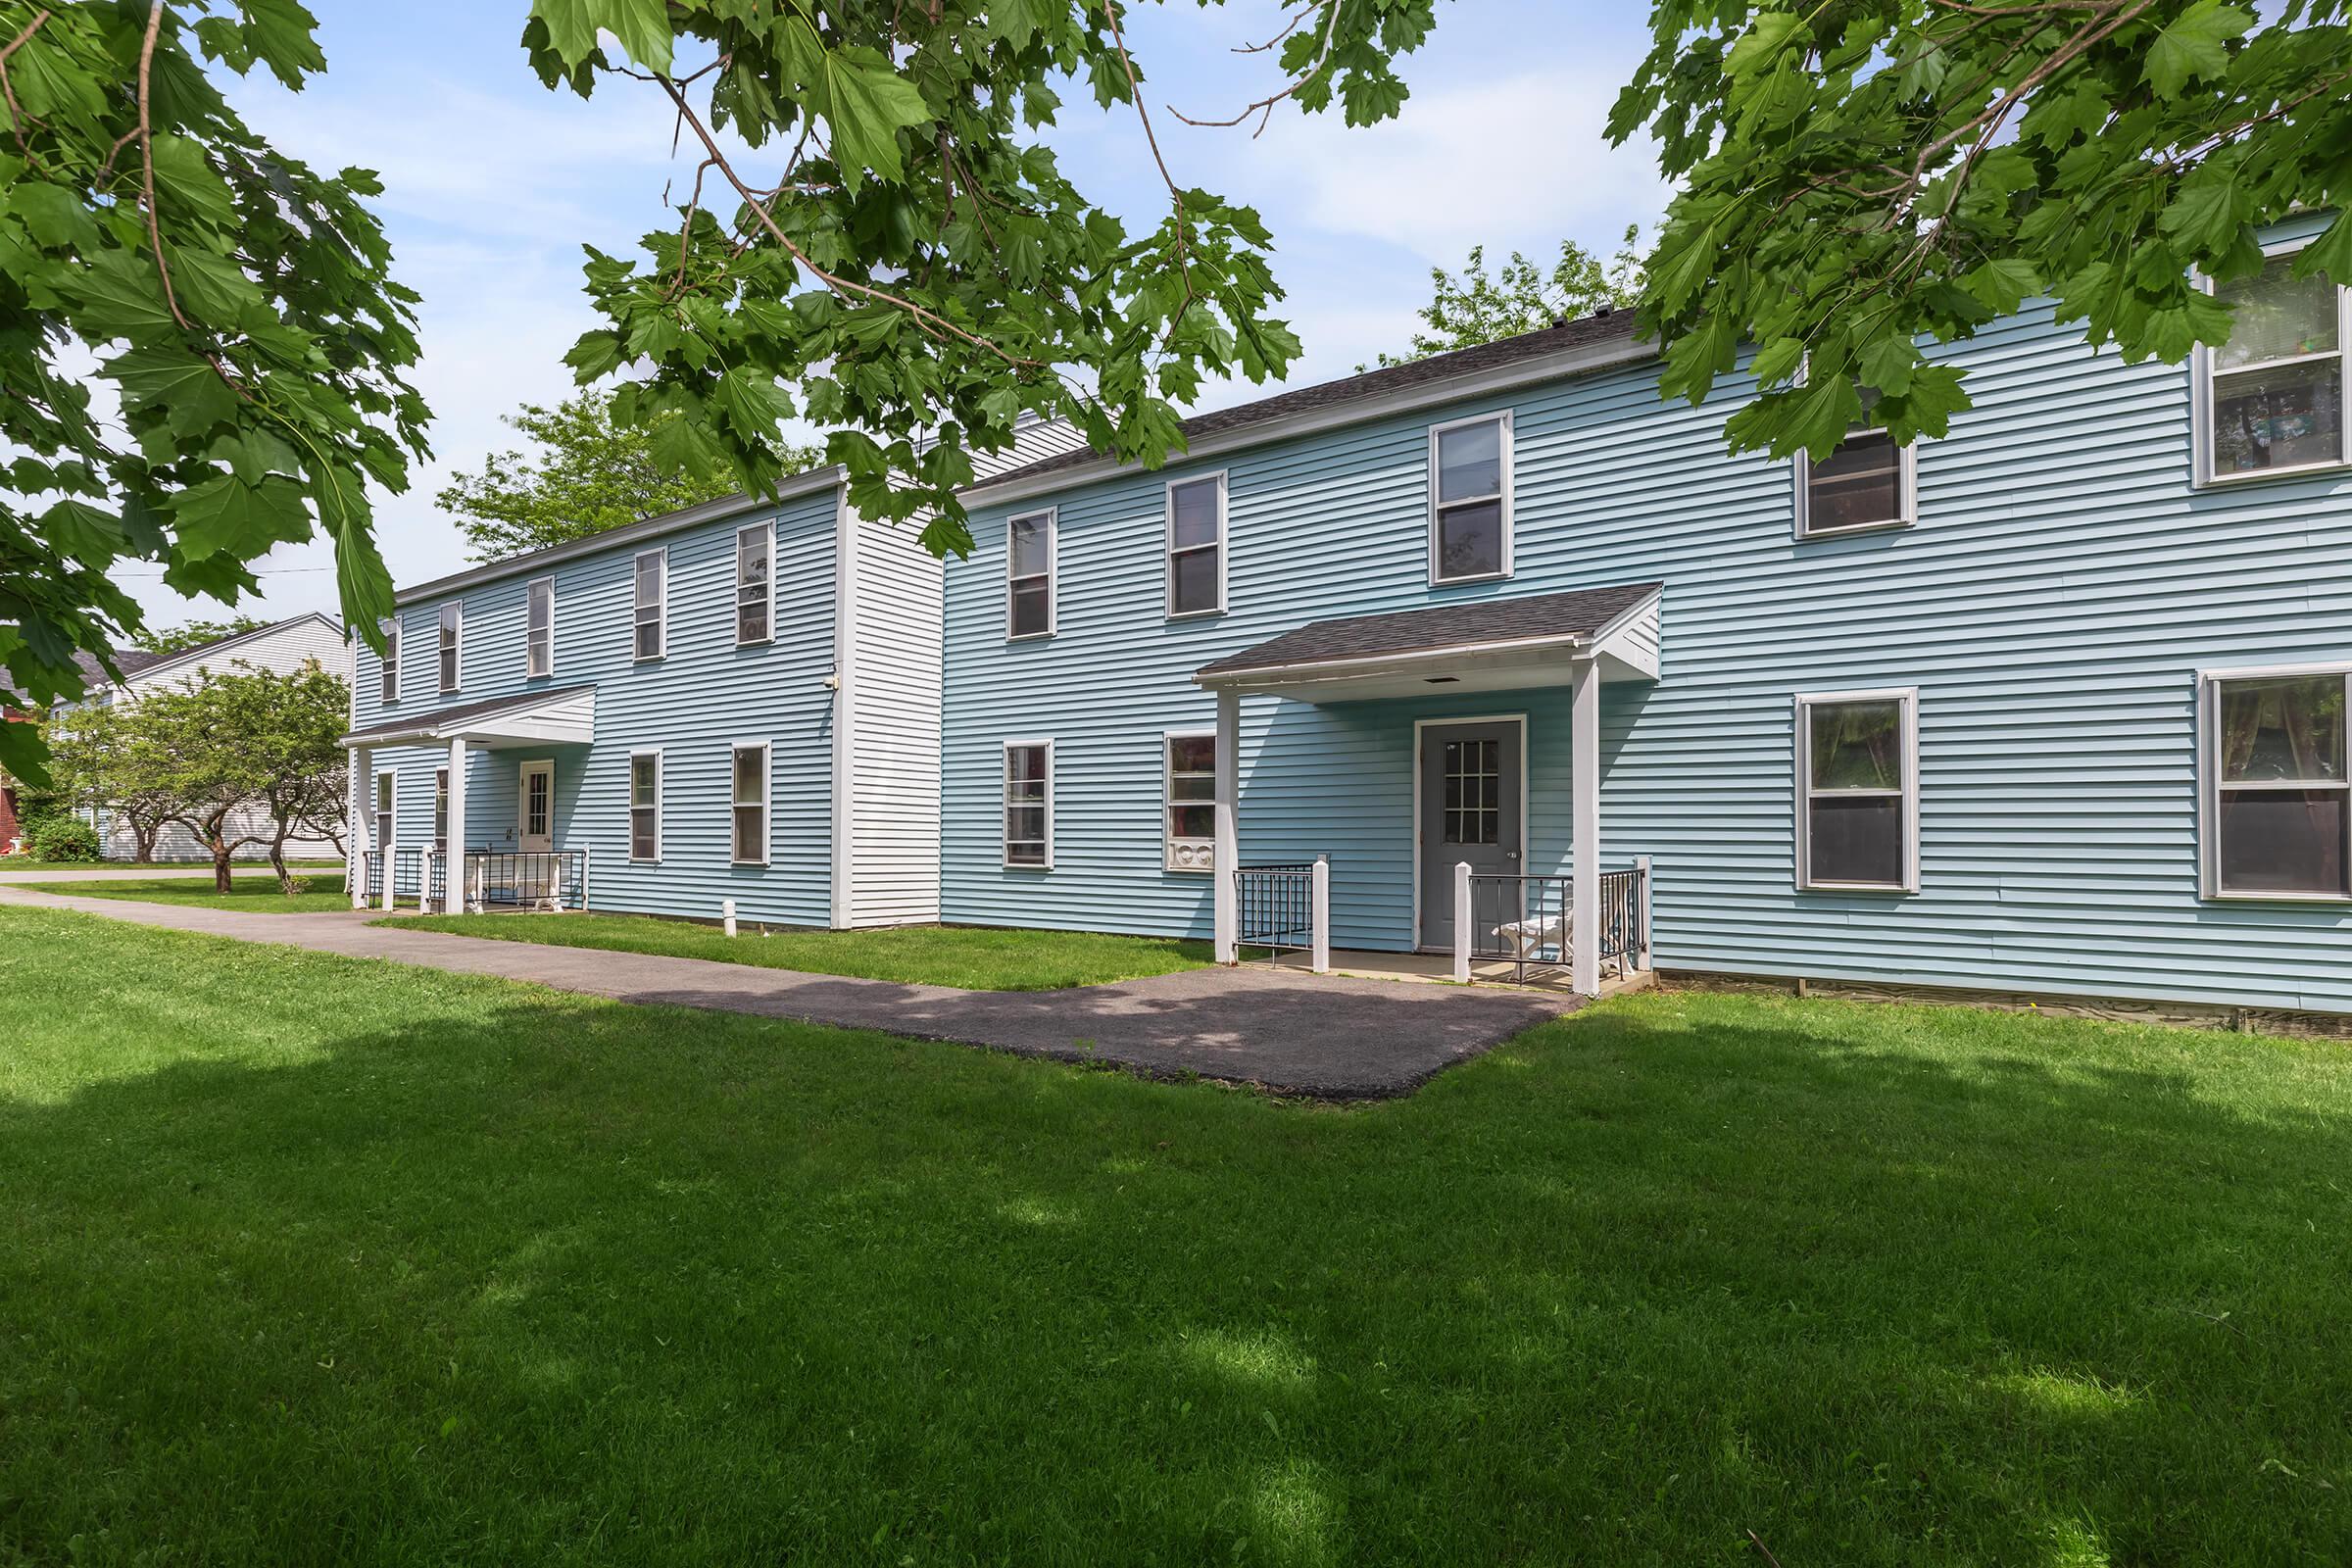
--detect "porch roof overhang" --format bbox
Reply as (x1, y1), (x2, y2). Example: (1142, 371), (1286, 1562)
(340, 684), (596, 751)
(1193, 581), (1662, 703)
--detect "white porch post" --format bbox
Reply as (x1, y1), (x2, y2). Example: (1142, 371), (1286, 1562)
(349, 745), (370, 908)
(1571, 656), (1601, 996)
(1451, 860), (1472, 983)
(1213, 686), (1241, 964)
(445, 734), (468, 914)
(1310, 855), (1330, 975)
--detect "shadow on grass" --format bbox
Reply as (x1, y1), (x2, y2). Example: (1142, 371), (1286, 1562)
(2, 966), (2348, 1564)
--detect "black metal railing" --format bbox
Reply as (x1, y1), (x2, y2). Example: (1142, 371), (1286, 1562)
(360, 850), (384, 903)
(1464, 863), (1648, 985)
(1235, 862), (1315, 956)
(460, 850), (586, 911)
(391, 846), (425, 903)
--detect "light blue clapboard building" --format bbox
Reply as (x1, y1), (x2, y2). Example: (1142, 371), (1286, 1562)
(350, 215), (2351, 1017)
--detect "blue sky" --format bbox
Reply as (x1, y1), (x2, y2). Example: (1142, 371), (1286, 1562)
(138, 0), (1670, 628)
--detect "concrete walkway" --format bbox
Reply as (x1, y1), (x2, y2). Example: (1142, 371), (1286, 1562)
(0, 885), (1582, 1099)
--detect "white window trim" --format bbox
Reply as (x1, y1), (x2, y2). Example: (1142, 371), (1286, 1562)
(437, 602), (462, 694)
(1163, 727), (1217, 873)
(378, 614), (400, 705)
(372, 769), (396, 853)
(633, 547), (668, 662)
(1006, 508), (1056, 640)
(730, 739), (770, 867)
(736, 520), (775, 646)
(628, 747), (663, 863)
(1793, 435), (1919, 539)
(1793, 687), (1921, 895)
(1426, 410), (1514, 586)
(526, 575), (556, 680)
(1163, 472), (1228, 619)
(2196, 661), (2352, 903)
(2191, 235), (2352, 488)
(1003, 737), (1054, 869)
(515, 758), (555, 845)
(432, 766), (449, 852)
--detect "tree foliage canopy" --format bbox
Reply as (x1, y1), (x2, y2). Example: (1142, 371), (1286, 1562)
(129, 612), (269, 656)
(1610, 0), (2352, 460)
(0, 0), (428, 775)
(524, 0), (1441, 558)
(1373, 229), (1643, 368)
(436, 392), (820, 563)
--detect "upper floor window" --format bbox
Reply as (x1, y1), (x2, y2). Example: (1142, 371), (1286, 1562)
(1007, 510), (1054, 639)
(437, 603), (461, 693)
(1429, 413), (1512, 583)
(633, 549), (666, 662)
(378, 615), (399, 705)
(2198, 248), (2348, 482)
(737, 521), (774, 644)
(1795, 689), (1919, 893)
(2202, 666), (2348, 900)
(1004, 740), (1052, 866)
(1166, 476), (1225, 617)
(1164, 731), (1216, 872)
(526, 577), (555, 679)
(1796, 427), (1916, 536)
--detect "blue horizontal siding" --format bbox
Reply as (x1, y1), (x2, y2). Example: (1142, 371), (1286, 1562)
(354, 487), (842, 927)
(944, 214), (2352, 1014)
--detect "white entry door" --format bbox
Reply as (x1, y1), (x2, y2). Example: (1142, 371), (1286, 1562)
(517, 760), (555, 853)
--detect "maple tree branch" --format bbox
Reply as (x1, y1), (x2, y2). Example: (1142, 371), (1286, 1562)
(0, 6), (52, 161)
(1170, 0), (1347, 136)
(1098, 0), (1204, 334)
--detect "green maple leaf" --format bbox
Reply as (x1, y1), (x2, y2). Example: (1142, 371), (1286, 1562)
(2143, 1), (2252, 99)
(823, 51), (931, 190)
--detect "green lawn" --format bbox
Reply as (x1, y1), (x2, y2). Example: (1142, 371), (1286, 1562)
(30, 871), (352, 911)
(2, 905), (2347, 1564)
(389, 909), (1215, 990)
(0, 858), (340, 876)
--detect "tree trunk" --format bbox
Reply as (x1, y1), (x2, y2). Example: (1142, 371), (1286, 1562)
(269, 830), (294, 895)
(132, 816), (159, 861)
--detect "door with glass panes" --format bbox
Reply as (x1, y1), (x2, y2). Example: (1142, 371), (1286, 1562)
(1418, 721), (1522, 951)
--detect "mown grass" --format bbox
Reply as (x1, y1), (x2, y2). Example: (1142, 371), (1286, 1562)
(1, 903), (2347, 1565)
(389, 910), (1215, 990)
(28, 871), (352, 911)
(0, 858), (340, 876)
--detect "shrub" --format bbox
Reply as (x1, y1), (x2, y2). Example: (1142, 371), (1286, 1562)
(24, 813), (101, 862)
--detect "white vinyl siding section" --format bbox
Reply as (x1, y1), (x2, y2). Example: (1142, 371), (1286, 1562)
(843, 505), (947, 926)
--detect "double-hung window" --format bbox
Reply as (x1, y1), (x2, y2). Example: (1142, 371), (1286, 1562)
(1007, 511), (1054, 638)
(526, 576), (555, 678)
(378, 615), (400, 704)
(1795, 690), (1919, 892)
(2197, 247), (2349, 482)
(1164, 732), (1217, 871)
(437, 603), (461, 693)
(373, 772), (395, 854)
(1004, 741), (1052, 867)
(1429, 413), (1511, 583)
(634, 549), (666, 661)
(629, 751), (662, 862)
(730, 742), (768, 865)
(2201, 666), (2349, 899)
(432, 767), (448, 852)
(1796, 424), (1916, 536)
(1166, 476), (1225, 617)
(736, 521), (773, 644)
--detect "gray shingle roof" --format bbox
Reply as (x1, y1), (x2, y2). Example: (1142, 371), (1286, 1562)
(975, 312), (1645, 494)
(1198, 581), (1663, 679)
(342, 684), (596, 747)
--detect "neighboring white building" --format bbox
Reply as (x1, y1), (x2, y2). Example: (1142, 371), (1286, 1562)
(87, 612), (352, 861)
